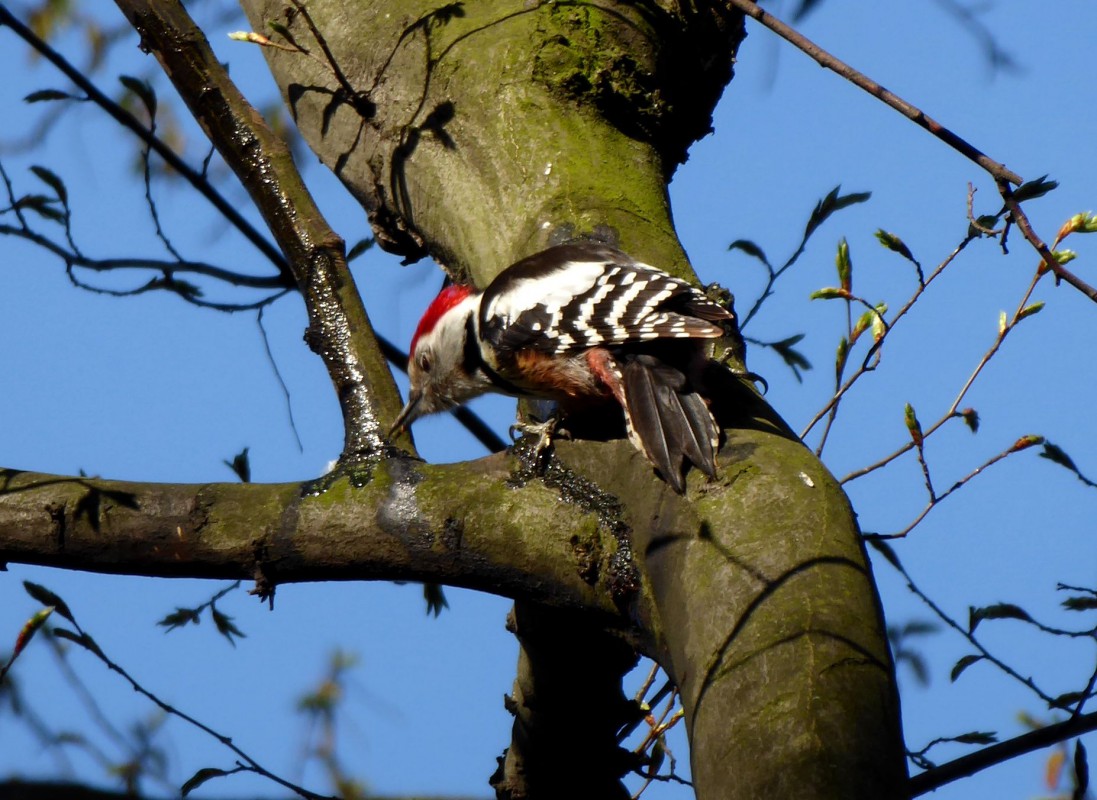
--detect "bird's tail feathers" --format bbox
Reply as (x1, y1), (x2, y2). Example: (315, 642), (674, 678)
(621, 355), (719, 493)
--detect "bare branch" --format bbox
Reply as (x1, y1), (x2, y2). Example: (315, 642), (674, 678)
(910, 711), (1097, 795)
(113, 0), (405, 458)
(726, 0), (1023, 186)
(0, 6), (291, 278)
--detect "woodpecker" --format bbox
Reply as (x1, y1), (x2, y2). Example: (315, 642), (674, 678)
(390, 242), (735, 492)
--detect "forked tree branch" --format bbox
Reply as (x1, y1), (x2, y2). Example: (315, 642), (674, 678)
(997, 179), (1097, 303)
(729, 0), (1097, 308)
(112, 0), (404, 458)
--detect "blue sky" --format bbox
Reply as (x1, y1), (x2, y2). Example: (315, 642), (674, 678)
(2, 2), (1096, 798)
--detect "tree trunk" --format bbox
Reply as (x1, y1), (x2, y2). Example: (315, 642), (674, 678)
(0, 2), (909, 797)
(231, 2), (907, 797)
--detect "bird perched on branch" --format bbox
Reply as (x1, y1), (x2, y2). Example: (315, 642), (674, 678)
(390, 242), (736, 492)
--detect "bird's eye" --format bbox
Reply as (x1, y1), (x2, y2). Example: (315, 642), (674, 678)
(417, 352), (432, 373)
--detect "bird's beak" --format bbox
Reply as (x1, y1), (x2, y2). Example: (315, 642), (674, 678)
(389, 389), (424, 437)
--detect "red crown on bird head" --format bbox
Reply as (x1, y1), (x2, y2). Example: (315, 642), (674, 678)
(410, 284), (474, 354)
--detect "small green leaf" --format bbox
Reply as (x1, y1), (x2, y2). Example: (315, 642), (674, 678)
(182, 767), (230, 797)
(1040, 442), (1078, 471)
(874, 229), (915, 262)
(898, 650), (929, 686)
(969, 213), (1003, 238)
(51, 627), (102, 658)
(24, 88), (79, 103)
(951, 731), (998, 745)
(1017, 301), (1045, 321)
(768, 334), (811, 381)
(50, 627), (83, 646)
(424, 583), (449, 617)
(904, 403), (923, 447)
(22, 582), (75, 623)
(1062, 596), (1097, 612)
(211, 607), (246, 646)
(804, 186), (872, 242)
(1009, 435), (1045, 453)
(809, 287), (850, 300)
(728, 239), (771, 268)
(346, 237), (375, 262)
(899, 620), (939, 637)
(13, 607), (54, 657)
(13, 193), (62, 221)
(223, 447), (251, 483)
(958, 408), (980, 433)
(867, 537), (902, 569)
(119, 75), (156, 118)
(158, 608), (201, 631)
(1050, 690), (1089, 710)
(969, 602), (1033, 632)
(835, 337), (849, 381)
(1012, 174), (1058, 203)
(835, 237), (851, 292)
(871, 302), (888, 342)
(29, 166), (68, 207)
(648, 734), (667, 774)
(850, 310), (872, 344)
(950, 654), (985, 682)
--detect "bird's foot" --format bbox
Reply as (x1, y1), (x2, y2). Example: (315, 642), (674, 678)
(509, 416), (561, 459)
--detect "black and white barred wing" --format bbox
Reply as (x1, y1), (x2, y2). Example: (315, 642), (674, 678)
(479, 246), (732, 356)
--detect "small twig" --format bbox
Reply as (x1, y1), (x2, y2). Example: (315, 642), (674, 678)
(998, 180), (1097, 304)
(726, 0), (1023, 186)
(838, 265), (1041, 483)
(57, 613), (335, 800)
(913, 440), (936, 503)
(966, 184), (1004, 236)
(617, 679), (675, 743)
(873, 436), (1040, 539)
(871, 540), (1058, 706)
(632, 662), (661, 705)
(0, 222), (286, 288)
(909, 710), (1097, 796)
(0, 6), (292, 279)
(803, 235), (975, 442)
(257, 309), (304, 452)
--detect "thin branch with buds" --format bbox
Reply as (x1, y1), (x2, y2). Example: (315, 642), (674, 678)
(837, 259), (1047, 485)
(801, 233), (977, 443)
(17, 581), (335, 799)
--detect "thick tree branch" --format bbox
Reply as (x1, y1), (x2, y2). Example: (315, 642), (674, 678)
(113, 0), (404, 458)
(0, 458), (639, 635)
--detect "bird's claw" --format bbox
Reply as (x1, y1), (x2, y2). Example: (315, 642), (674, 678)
(509, 416), (563, 464)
